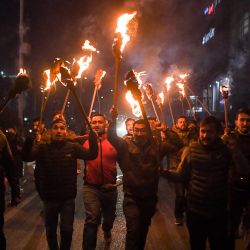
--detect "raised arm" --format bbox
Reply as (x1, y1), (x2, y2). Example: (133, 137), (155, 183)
(107, 106), (126, 151)
(75, 130), (98, 160)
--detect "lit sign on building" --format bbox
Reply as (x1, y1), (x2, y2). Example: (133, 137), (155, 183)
(203, 0), (221, 15)
(202, 27), (215, 44)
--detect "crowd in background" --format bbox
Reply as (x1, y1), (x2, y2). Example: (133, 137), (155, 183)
(0, 107), (250, 250)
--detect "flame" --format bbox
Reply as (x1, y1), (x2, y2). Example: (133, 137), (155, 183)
(17, 68), (27, 76)
(125, 91), (142, 117)
(134, 71), (146, 88)
(115, 12), (137, 52)
(157, 92), (164, 105)
(94, 69), (106, 89)
(164, 76), (174, 91)
(82, 40), (97, 52)
(42, 69), (52, 91)
(75, 40), (97, 79)
(179, 73), (189, 79)
(220, 85), (229, 93)
(177, 82), (185, 97)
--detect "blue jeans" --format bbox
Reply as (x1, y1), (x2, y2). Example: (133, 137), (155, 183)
(82, 185), (117, 250)
(43, 199), (75, 250)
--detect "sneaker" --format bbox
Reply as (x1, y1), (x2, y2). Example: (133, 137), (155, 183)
(104, 231), (112, 244)
(174, 218), (183, 226)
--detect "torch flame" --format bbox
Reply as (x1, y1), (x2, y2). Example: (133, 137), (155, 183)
(115, 12), (137, 52)
(176, 82), (185, 97)
(220, 85), (229, 93)
(82, 40), (97, 52)
(157, 92), (164, 105)
(42, 69), (52, 91)
(75, 40), (97, 79)
(17, 68), (27, 76)
(94, 69), (106, 90)
(164, 76), (174, 91)
(179, 73), (189, 79)
(125, 91), (142, 117)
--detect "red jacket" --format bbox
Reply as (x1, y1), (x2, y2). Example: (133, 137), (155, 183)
(83, 133), (117, 186)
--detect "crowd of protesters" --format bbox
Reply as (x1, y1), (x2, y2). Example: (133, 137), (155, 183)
(0, 106), (249, 250)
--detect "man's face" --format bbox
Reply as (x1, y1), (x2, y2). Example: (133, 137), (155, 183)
(51, 122), (67, 141)
(33, 121), (45, 132)
(7, 128), (16, 135)
(91, 116), (106, 135)
(199, 123), (219, 146)
(133, 123), (148, 146)
(176, 118), (188, 131)
(235, 113), (250, 134)
(126, 120), (135, 135)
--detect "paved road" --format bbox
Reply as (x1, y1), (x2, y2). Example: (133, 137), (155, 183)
(4, 174), (245, 250)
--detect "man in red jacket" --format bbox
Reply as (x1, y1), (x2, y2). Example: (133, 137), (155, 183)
(82, 114), (118, 250)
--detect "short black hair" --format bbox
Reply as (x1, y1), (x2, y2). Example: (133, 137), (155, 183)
(148, 117), (156, 121)
(33, 117), (44, 124)
(176, 116), (187, 123)
(125, 118), (135, 125)
(235, 107), (250, 120)
(91, 113), (106, 121)
(134, 119), (147, 127)
(200, 116), (222, 132)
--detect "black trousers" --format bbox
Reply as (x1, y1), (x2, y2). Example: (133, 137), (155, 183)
(0, 186), (6, 250)
(227, 187), (249, 250)
(186, 210), (227, 250)
(123, 194), (157, 250)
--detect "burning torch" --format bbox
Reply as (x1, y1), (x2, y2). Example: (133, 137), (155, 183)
(61, 40), (97, 115)
(164, 76), (175, 126)
(60, 65), (93, 132)
(220, 84), (229, 132)
(112, 12), (137, 107)
(144, 83), (160, 122)
(156, 92), (165, 124)
(0, 68), (31, 114)
(125, 70), (152, 138)
(88, 69), (106, 118)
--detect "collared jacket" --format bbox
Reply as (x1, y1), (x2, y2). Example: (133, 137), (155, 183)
(22, 131), (98, 201)
(108, 121), (179, 198)
(82, 133), (118, 186)
(169, 139), (233, 217)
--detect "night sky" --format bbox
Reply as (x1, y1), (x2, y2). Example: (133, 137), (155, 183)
(0, 0), (205, 130)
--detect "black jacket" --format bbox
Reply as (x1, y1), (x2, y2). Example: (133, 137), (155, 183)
(169, 139), (232, 217)
(22, 131), (98, 201)
(0, 130), (20, 211)
(108, 121), (178, 198)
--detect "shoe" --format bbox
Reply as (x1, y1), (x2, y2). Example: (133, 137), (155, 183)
(104, 231), (112, 244)
(174, 218), (183, 226)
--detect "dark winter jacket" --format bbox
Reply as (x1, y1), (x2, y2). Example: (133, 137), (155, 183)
(108, 121), (178, 198)
(22, 131), (98, 201)
(169, 139), (233, 217)
(230, 130), (250, 190)
(0, 130), (20, 211)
